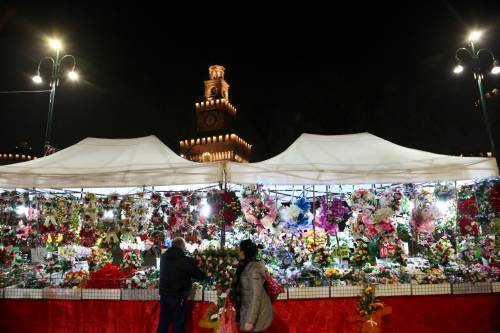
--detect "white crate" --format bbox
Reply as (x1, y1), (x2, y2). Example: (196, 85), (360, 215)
(203, 289), (219, 303)
(492, 282), (500, 293)
(375, 284), (411, 297)
(288, 286), (329, 299)
(331, 285), (362, 298)
(188, 286), (203, 301)
(121, 289), (159, 300)
(82, 289), (121, 300)
(452, 282), (491, 295)
(412, 283), (451, 295)
(43, 288), (81, 300)
(5, 288), (43, 299)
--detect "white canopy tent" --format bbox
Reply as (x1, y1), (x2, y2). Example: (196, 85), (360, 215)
(226, 133), (499, 185)
(0, 135), (222, 188)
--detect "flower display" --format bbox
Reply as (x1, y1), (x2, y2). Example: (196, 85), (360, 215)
(411, 190), (439, 234)
(349, 189), (377, 213)
(241, 185), (277, 231)
(86, 247), (112, 271)
(61, 270), (89, 288)
(278, 197), (313, 234)
(351, 240), (375, 267)
(317, 197), (350, 235)
(120, 250), (143, 271)
(207, 190), (242, 228)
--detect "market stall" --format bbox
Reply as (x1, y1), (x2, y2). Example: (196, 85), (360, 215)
(0, 133), (499, 333)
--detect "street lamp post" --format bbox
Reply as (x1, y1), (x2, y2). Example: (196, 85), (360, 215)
(453, 31), (500, 158)
(32, 38), (79, 155)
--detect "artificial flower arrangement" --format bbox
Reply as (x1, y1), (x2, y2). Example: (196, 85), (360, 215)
(240, 184), (277, 231)
(61, 270), (89, 288)
(350, 240), (375, 267)
(349, 189), (377, 213)
(311, 246), (332, 268)
(411, 190), (440, 234)
(316, 196), (350, 235)
(427, 236), (455, 266)
(120, 250), (143, 272)
(278, 196), (313, 234)
(354, 284), (392, 333)
(378, 188), (404, 212)
(86, 247), (112, 271)
(194, 246), (239, 323)
(207, 190), (242, 228)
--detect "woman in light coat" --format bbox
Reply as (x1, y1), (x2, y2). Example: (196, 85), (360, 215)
(232, 239), (273, 333)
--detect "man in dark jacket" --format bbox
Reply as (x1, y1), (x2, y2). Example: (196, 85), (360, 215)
(157, 237), (207, 333)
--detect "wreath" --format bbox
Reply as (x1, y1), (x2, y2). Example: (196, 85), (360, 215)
(207, 190), (242, 227)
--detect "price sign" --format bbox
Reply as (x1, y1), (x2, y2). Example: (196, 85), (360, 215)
(379, 245), (395, 258)
(331, 245), (349, 258)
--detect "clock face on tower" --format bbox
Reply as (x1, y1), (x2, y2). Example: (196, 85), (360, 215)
(204, 113), (217, 127)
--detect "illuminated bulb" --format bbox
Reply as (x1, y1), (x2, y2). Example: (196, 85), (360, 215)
(49, 39), (62, 50)
(32, 75), (42, 84)
(453, 64), (464, 74)
(67, 70), (79, 81)
(468, 31), (482, 42)
(200, 199), (211, 217)
(491, 60), (500, 75)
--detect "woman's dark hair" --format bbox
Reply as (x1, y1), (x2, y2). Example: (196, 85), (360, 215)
(239, 239), (259, 260)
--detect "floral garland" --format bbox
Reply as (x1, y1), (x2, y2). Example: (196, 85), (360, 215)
(207, 190), (242, 228)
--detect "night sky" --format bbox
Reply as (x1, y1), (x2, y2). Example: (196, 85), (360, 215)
(0, 1), (499, 161)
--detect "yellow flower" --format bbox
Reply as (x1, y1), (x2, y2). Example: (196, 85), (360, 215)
(55, 233), (63, 243)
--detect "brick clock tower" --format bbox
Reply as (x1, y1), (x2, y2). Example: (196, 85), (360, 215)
(179, 65), (251, 163)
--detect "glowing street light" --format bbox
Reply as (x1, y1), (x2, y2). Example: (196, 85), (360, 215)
(468, 30), (482, 42)
(453, 30), (499, 159)
(48, 38), (62, 50)
(32, 37), (79, 155)
(32, 74), (43, 84)
(453, 64), (464, 74)
(67, 70), (79, 81)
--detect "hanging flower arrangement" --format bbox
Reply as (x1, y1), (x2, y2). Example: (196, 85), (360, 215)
(411, 190), (439, 234)
(317, 197), (350, 235)
(434, 182), (455, 201)
(457, 189), (480, 236)
(207, 190), (242, 228)
(349, 189), (377, 213)
(241, 185), (277, 231)
(278, 197), (312, 234)
(363, 207), (395, 236)
(378, 188), (404, 212)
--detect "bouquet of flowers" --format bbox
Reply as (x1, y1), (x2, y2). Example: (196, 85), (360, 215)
(349, 189), (377, 213)
(241, 185), (277, 231)
(207, 190), (242, 228)
(86, 247), (112, 271)
(356, 284), (384, 317)
(427, 236), (455, 266)
(324, 267), (342, 281)
(349, 213), (373, 241)
(311, 246), (332, 268)
(61, 270), (89, 288)
(411, 190), (439, 234)
(120, 250), (142, 271)
(350, 240), (375, 267)
(279, 197), (312, 234)
(364, 207), (395, 237)
(378, 188), (403, 212)
(317, 197), (350, 235)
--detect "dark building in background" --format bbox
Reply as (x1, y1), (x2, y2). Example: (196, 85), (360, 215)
(0, 141), (38, 166)
(179, 65), (252, 163)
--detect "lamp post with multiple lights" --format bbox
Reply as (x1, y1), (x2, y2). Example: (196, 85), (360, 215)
(453, 31), (500, 158)
(32, 38), (79, 155)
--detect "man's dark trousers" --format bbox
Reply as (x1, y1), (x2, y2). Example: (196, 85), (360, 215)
(156, 295), (188, 333)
